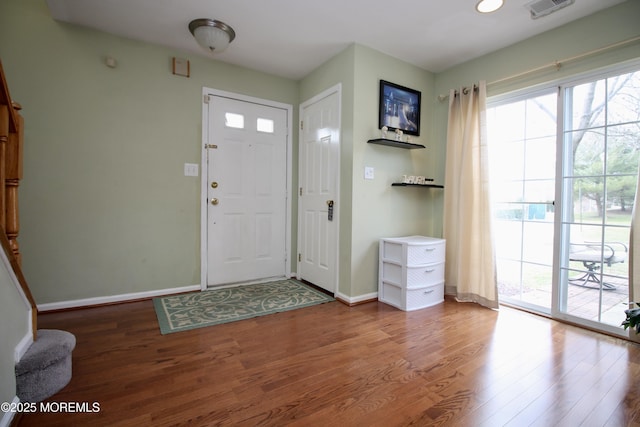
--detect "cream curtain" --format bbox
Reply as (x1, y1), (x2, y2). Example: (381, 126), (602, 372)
(629, 161), (640, 341)
(443, 81), (498, 309)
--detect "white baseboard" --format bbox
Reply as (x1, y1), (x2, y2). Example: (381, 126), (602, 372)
(14, 331), (33, 362)
(0, 396), (19, 427)
(335, 291), (378, 305)
(37, 285), (201, 312)
(290, 273), (377, 305)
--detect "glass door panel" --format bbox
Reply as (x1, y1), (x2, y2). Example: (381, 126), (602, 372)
(488, 92), (557, 312)
(559, 71), (639, 332)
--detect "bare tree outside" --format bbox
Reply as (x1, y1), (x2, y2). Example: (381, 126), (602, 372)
(570, 73), (640, 219)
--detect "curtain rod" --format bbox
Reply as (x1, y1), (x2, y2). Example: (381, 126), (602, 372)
(439, 85), (478, 101)
(437, 35), (640, 102)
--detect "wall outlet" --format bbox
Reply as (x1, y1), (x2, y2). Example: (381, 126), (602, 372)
(364, 166), (374, 180)
(184, 163), (199, 177)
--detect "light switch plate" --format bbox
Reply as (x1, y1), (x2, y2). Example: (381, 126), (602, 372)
(184, 163), (199, 177)
(364, 166), (374, 180)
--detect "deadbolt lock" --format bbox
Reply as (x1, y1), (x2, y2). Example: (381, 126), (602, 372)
(211, 181), (218, 188)
(327, 200), (334, 221)
(211, 198), (219, 205)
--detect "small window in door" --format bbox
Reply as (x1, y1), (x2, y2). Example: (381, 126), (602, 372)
(257, 118), (275, 133)
(225, 113), (245, 129)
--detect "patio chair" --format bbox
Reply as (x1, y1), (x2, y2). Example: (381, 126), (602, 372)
(569, 241), (628, 290)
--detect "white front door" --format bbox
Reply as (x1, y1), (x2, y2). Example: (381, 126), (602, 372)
(298, 86), (341, 293)
(206, 95), (288, 286)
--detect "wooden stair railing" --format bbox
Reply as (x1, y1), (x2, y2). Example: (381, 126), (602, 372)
(0, 59), (37, 339)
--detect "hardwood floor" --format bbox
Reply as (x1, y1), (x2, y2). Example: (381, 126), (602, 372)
(18, 297), (640, 426)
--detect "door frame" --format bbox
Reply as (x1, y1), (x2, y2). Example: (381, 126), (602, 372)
(297, 83), (342, 294)
(200, 87), (293, 291)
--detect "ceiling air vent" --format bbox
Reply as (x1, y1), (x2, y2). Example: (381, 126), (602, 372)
(525, 0), (575, 19)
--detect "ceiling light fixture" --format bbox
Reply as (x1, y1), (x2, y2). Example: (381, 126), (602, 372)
(188, 18), (236, 53)
(476, 0), (504, 13)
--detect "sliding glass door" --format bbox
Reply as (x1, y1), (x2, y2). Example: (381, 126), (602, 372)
(488, 64), (640, 335)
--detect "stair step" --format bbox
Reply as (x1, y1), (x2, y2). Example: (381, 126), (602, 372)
(15, 329), (76, 403)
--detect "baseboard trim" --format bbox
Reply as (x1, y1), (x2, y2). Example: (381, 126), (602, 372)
(335, 291), (378, 306)
(14, 331), (33, 362)
(0, 396), (19, 427)
(37, 285), (201, 312)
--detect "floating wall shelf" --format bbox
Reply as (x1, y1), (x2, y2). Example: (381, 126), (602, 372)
(367, 138), (425, 149)
(391, 183), (444, 189)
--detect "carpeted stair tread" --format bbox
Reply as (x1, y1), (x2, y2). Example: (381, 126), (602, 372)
(15, 329), (75, 374)
(16, 329), (76, 403)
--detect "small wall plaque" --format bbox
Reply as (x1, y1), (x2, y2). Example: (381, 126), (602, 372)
(172, 57), (190, 77)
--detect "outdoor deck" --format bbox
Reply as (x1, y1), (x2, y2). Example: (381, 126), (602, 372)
(499, 276), (629, 330)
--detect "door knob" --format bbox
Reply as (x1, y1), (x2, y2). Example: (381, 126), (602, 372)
(211, 198), (219, 205)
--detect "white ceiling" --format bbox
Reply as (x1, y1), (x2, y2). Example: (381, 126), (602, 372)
(46, 0), (627, 80)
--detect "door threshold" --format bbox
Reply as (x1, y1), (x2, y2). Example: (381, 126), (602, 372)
(206, 276), (289, 290)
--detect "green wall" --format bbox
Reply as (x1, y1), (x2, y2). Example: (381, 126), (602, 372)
(350, 45), (436, 297)
(0, 0), (298, 304)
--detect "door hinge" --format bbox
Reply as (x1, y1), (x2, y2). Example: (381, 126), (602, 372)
(204, 94), (210, 104)
(298, 253), (302, 262)
(299, 187), (302, 196)
(300, 121), (303, 130)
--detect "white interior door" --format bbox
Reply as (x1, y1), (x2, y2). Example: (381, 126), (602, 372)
(298, 86), (341, 293)
(206, 96), (288, 286)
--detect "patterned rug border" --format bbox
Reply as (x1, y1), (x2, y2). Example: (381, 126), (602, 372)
(153, 279), (334, 334)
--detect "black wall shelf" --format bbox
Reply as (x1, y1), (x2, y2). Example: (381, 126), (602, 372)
(392, 183), (444, 189)
(367, 138), (425, 149)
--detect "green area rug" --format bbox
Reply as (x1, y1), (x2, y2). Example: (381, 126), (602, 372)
(153, 279), (334, 334)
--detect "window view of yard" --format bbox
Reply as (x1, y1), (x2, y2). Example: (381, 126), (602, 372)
(488, 68), (640, 333)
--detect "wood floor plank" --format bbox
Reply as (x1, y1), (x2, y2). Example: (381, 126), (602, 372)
(515, 343), (627, 426)
(17, 297), (640, 427)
